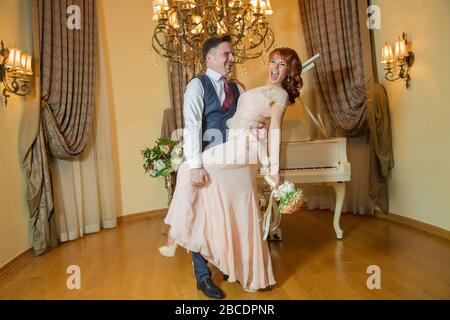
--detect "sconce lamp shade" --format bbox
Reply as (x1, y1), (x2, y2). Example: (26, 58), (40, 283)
(13, 49), (23, 71)
(6, 48), (18, 69)
(381, 43), (394, 64)
(5, 49), (33, 75)
(24, 54), (33, 75)
(395, 38), (408, 58)
(21, 53), (27, 70)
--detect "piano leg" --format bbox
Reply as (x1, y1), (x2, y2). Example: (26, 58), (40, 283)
(329, 182), (345, 240)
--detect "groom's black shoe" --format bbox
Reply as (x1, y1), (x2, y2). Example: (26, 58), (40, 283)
(197, 279), (225, 299)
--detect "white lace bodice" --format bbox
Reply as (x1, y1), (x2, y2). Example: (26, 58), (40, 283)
(227, 84), (289, 130)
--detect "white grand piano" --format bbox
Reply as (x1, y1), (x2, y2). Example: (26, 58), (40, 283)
(258, 134), (351, 240)
(257, 53), (351, 240)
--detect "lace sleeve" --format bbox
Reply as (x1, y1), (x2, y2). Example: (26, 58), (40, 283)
(268, 86), (289, 108)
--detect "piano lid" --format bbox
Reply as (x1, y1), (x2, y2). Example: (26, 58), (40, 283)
(280, 138), (349, 169)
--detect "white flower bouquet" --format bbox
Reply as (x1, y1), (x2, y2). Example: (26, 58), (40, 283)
(261, 178), (304, 240)
(265, 177), (304, 214)
(142, 138), (184, 178)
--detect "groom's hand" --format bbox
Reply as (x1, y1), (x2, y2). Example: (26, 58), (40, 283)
(190, 168), (210, 188)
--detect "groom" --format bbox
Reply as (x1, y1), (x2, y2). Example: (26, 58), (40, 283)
(183, 35), (244, 299)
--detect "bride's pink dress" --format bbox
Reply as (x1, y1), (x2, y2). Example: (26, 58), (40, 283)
(164, 84), (288, 291)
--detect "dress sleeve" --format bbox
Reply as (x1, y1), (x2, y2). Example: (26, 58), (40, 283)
(270, 87), (289, 108)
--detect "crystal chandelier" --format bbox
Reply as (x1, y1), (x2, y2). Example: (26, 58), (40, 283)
(152, 0), (275, 72)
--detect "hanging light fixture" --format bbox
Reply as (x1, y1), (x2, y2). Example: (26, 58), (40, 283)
(152, 0), (275, 73)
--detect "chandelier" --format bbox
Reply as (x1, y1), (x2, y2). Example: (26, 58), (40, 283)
(152, 0), (275, 72)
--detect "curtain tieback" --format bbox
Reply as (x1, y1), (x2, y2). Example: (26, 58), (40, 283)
(41, 100), (49, 109)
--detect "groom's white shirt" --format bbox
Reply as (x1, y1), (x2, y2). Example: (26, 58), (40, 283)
(183, 68), (244, 169)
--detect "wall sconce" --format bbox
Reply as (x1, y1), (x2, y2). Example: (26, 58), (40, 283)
(0, 40), (34, 107)
(380, 32), (415, 88)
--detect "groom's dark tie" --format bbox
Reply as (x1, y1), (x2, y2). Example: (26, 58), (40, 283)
(220, 76), (233, 113)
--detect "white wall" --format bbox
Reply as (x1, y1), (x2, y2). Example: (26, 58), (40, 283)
(0, 0), (34, 268)
(97, 0), (171, 216)
(372, 0), (450, 230)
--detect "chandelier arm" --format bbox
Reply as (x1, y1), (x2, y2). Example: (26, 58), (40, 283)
(153, 33), (185, 62)
(247, 28), (272, 50)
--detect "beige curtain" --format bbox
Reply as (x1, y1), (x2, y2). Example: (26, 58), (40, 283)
(161, 56), (198, 139)
(20, 0), (116, 255)
(298, 0), (394, 214)
(161, 28), (199, 139)
(50, 0), (119, 243)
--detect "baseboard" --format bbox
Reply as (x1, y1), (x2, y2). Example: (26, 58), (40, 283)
(375, 212), (450, 241)
(117, 208), (168, 223)
(0, 247), (34, 279)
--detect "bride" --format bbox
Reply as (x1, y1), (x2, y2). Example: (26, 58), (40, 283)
(162, 47), (303, 293)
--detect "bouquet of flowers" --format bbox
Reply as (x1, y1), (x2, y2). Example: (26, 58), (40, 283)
(265, 177), (304, 214)
(142, 137), (184, 178)
(261, 178), (304, 240)
(272, 181), (304, 214)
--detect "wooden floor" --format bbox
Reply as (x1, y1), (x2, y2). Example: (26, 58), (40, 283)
(1, 210), (449, 300)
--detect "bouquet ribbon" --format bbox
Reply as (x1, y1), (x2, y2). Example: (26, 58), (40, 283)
(262, 191), (282, 241)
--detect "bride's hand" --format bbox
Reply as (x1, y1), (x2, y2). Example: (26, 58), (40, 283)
(250, 122), (267, 139)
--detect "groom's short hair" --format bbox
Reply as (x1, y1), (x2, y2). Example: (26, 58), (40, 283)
(202, 35), (232, 60)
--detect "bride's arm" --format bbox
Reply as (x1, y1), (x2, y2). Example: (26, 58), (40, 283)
(268, 101), (288, 187)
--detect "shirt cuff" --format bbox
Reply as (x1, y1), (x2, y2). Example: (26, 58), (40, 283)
(188, 158), (203, 169)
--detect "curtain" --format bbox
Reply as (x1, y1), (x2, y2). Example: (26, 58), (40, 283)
(20, 0), (116, 255)
(161, 56), (196, 139)
(298, 0), (394, 214)
(161, 18), (199, 138)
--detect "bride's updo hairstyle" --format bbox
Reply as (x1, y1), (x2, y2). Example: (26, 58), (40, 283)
(269, 48), (303, 105)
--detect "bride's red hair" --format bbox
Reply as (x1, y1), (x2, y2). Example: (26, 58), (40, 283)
(269, 48), (303, 104)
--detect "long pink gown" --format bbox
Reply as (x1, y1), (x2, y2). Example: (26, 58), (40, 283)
(164, 84), (288, 291)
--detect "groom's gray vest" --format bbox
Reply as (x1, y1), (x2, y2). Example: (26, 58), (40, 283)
(196, 74), (240, 151)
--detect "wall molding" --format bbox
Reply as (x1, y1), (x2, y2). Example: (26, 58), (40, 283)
(375, 212), (450, 241)
(0, 209), (168, 276)
(0, 248), (33, 279)
(117, 208), (167, 223)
